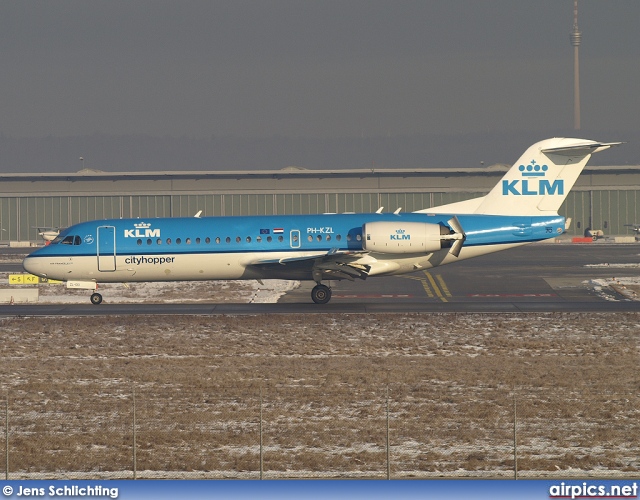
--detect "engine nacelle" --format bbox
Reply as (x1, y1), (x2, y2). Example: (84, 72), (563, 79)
(362, 221), (451, 254)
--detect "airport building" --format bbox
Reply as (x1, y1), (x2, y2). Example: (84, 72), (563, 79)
(1, 165), (639, 243)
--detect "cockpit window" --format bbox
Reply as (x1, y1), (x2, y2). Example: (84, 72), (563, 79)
(58, 235), (82, 245)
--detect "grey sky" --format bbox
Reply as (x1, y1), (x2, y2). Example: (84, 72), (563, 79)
(0, 1), (638, 171)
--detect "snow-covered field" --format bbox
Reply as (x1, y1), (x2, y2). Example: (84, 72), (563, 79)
(37, 278), (300, 304)
(582, 264), (640, 301)
(1, 312), (639, 479)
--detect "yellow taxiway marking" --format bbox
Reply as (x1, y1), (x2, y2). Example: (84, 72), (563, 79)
(424, 272), (447, 302)
(435, 274), (452, 298)
(400, 272), (452, 301)
(402, 275), (434, 298)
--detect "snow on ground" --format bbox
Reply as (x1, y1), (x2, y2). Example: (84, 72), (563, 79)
(588, 278), (640, 301)
(583, 264), (640, 301)
(2, 312), (639, 479)
(585, 263), (640, 268)
(1, 272), (299, 304)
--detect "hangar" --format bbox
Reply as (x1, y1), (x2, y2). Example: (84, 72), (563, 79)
(1, 165), (639, 243)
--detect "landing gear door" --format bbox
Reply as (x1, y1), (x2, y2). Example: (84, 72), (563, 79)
(97, 225), (116, 272)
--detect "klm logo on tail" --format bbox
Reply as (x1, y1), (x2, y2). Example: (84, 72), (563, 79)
(502, 160), (564, 196)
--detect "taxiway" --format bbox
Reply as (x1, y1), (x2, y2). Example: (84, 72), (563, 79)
(1, 243), (639, 316)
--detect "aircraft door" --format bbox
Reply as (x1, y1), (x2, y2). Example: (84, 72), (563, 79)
(97, 225), (116, 272)
(290, 229), (301, 248)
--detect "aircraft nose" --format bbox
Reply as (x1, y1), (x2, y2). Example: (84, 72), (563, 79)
(23, 256), (45, 277)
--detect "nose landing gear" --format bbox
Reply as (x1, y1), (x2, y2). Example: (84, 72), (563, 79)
(90, 292), (103, 305)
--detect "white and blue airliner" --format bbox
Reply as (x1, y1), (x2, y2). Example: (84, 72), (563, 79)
(23, 138), (620, 305)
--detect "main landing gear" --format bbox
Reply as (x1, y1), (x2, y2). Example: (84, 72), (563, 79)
(311, 284), (332, 304)
(90, 292), (103, 305)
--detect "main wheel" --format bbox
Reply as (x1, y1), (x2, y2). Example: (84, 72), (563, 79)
(311, 284), (332, 304)
(90, 292), (103, 305)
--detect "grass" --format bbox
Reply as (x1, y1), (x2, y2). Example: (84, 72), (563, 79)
(0, 312), (639, 478)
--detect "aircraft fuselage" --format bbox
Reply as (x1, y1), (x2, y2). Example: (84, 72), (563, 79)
(24, 212), (564, 283)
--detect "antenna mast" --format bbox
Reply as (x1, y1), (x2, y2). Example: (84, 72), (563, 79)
(570, 0), (582, 130)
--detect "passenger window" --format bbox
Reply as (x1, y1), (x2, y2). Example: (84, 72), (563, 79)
(246, 236), (251, 243)
(236, 236), (241, 243)
(176, 238), (182, 244)
(157, 238), (162, 245)
(196, 238), (201, 244)
(147, 239), (152, 245)
(137, 239), (142, 246)
(166, 238), (172, 245)
(336, 235), (341, 242)
(205, 237), (211, 244)
(256, 236), (262, 243)
(226, 237), (231, 243)
(326, 235), (331, 241)
(278, 236), (284, 242)
(186, 238), (191, 244)
(316, 235), (322, 242)
(215, 237), (220, 244)
(267, 236), (272, 242)
(308, 235), (313, 242)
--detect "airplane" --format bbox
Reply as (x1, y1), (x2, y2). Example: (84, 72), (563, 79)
(23, 137), (621, 305)
(35, 227), (63, 244)
(624, 224), (640, 234)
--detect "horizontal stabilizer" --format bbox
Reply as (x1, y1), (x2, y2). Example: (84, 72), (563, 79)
(541, 141), (623, 156)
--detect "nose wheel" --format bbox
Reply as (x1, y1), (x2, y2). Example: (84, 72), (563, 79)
(311, 284), (332, 304)
(90, 292), (103, 305)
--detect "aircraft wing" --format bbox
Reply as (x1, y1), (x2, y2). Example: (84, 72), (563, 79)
(248, 249), (371, 281)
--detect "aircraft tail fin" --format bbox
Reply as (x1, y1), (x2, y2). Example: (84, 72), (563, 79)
(471, 138), (622, 215)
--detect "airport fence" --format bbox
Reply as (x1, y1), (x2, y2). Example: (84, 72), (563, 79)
(1, 386), (638, 479)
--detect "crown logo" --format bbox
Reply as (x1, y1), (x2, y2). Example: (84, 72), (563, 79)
(134, 222), (151, 229)
(519, 160), (548, 177)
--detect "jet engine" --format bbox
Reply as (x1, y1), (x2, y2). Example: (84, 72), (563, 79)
(363, 221), (455, 254)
